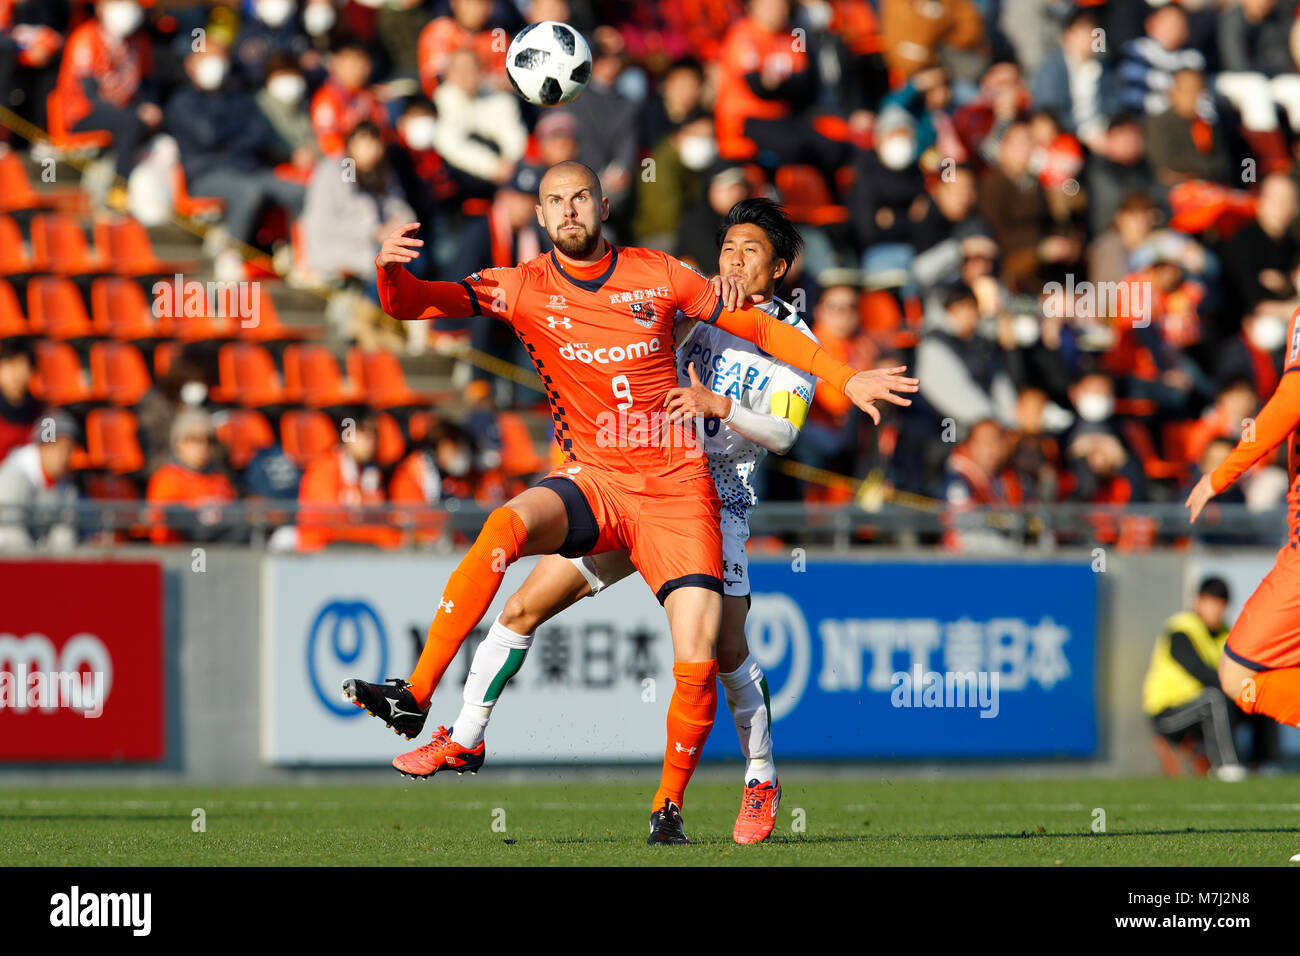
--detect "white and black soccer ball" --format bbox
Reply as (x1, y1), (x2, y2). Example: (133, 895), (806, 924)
(505, 20), (592, 107)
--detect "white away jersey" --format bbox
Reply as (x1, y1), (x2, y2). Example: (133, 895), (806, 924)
(676, 295), (817, 514)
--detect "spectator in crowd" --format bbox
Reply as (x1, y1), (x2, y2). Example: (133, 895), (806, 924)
(677, 163), (751, 271)
(53, 0), (160, 181)
(0, 339), (41, 466)
(232, 0), (310, 88)
(715, 0), (847, 183)
(633, 109), (715, 252)
(376, 0), (432, 82)
(910, 162), (984, 257)
(641, 55), (705, 149)
(1182, 379), (1258, 467)
(1142, 576), (1250, 781)
(1083, 113), (1155, 237)
(297, 413), (400, 551)
(878, 65), (958, 160)
(0, 412), (78, 551)
(432, 48), (527, 197)
(389, 96), (460, 227)
(1031, 6), (1117, 152)
(1087, 192), (1160, 289)
(1218, 308), (1287, 402)
(417, 0), (505, 98)
(916, 283), (1017, 434)
(940, 417), (1018, 553)
(255, 53), (321, 177)
(391, 419), (508, 509)
(301, 121), (416, 295)
(0, 1), (64, 135)
(146, 410), (239, 545)
(1118, 0), (1207, 117)
(1215, 0), (1300, 172)
(166, 41), (306, 248)
(879, 0), (984, 84)
(1219, 173), (1299, 331)
(1145, 68), (1234, 187)
(952, 57), (1030, 168)
(848, 107), (926, 286)
(310, 41), (388, 157)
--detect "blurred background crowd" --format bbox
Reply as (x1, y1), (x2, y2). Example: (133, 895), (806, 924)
(4, 0), (1300, 552)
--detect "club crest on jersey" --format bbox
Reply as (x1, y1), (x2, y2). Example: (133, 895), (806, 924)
(629, 301), (656, 329)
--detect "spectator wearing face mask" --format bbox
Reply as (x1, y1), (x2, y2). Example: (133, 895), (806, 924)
(633, 110), (715, 253)
(848, 106), (925, 289)
(390, 423), (508, 510)
(166, 41), (305, 245)
(1217, 309), (1288, 407)
(301, 0), (339, 50)
(53, 0), (160, 181)
(255, 53), (320, 178)
(232, 0), (308, 89)
(1219, 174), (1300, 332)
(389, 97), (458, 227)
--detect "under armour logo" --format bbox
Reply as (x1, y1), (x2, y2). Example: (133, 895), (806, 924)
(565, 466), (581, 474)
(439, 598), (455, 613)
(674, 742), (697, 756)
(546, 315), (572, 329)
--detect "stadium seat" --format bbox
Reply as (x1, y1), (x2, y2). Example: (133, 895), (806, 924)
(283, 343), (362, 407)
(152, 341), (180, 381)
(90, 276), (171, 340)
(29, 212), (106, 275)
(84, 407), (145, 474)
(171, 165), (224, 220)
(0, 280), (28, 338)
(774, 165), (849, 226)
(233, 285), (318, 343)
(89, 341), (152, 406)
(45, 90), (113, 152)
(215, 409), (275, 469)
(32, 340), (94, 405)
(280, 409), (337, 468)
(0, 147), (86, 214)
(26, 276), (98, 340)
(93, 216), (196, 277)
(498, 411), (545, 477)
(214, 342), (287, 407)
(346, 347), (436, 409)
(0, 215), (37, 275)
(376, 412), (407, 466)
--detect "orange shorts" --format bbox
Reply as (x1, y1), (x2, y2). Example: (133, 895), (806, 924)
(1225, 550), (1300, 671)
(539, 463), (722, 603)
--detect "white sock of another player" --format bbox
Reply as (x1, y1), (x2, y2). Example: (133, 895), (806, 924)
(450, 615), (533, 749)
(719, 654), (776, 786)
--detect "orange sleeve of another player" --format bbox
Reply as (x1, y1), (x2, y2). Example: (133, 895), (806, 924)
(377, 263), (520, 324)
(1211, 370), (1300, 493)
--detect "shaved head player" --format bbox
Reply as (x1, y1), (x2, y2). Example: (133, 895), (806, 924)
(344, 161), (917, 844)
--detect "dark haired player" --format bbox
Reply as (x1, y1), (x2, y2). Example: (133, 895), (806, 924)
(343, 162), (916, 845)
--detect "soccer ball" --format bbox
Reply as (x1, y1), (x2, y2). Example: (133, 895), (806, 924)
(505, 20), (592, 107)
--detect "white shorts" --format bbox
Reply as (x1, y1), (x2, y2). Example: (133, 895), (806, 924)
(572, 505), (752, 597)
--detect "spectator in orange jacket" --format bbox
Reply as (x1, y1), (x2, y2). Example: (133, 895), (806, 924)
(416, 0), (505, 99)
(297, 413), (400, 551)
(53, 0), (160, 179)
(309, 41), (388, 157)
(146, 409), (238, 545)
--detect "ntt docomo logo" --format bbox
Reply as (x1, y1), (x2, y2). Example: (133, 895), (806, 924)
(559, 338), (661, 364)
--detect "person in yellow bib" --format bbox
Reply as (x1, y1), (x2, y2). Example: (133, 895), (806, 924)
(1142, 577), (1247, 782)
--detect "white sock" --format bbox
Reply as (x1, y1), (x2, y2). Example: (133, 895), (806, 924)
(450, 615), (533, 748)
(719, 654), (776, 786)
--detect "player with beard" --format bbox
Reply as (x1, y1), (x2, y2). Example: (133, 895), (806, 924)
(343, 161), (916, 844)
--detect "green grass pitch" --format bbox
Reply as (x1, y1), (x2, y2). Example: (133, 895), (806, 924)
(2, 776), (1297, 866)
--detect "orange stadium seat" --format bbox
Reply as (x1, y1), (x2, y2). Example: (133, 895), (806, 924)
(172, 165), (224, 219)
(215, 409), (275, 469)
(231, 284), (317, 343)
(214, 342), (286, 407)
(497, 411), (545, 477)
(0, 280), (28, 338)
(152, 341), (180, 381)
(346, 347), (437, 409)
(26, 277), (97, 340)
(84, 407), (145, 474)
(283, 343), (362, 407)
(775, 165), (849, 226)
(0, 147), (85, 215)
(90, 277), (171, 340)
(89, 341), (152, 406)
(376, 412), (407, 466)
(29, 212), (106, 275)
(93, 216), (196, 277)
(0, 216), (36, 275)
(33, 340), (94, 405)
(280, 409), (337, 468)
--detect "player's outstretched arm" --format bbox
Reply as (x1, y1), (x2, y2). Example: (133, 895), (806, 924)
(375, 222), (479, 321)
(1186, 371), (1300, 522)
(664, 362), (801, 454)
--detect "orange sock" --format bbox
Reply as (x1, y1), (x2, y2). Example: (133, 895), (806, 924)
(652, 659), (718, 811)
(406, 507), (529, 707)
(1236, 667), (1300, 727)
